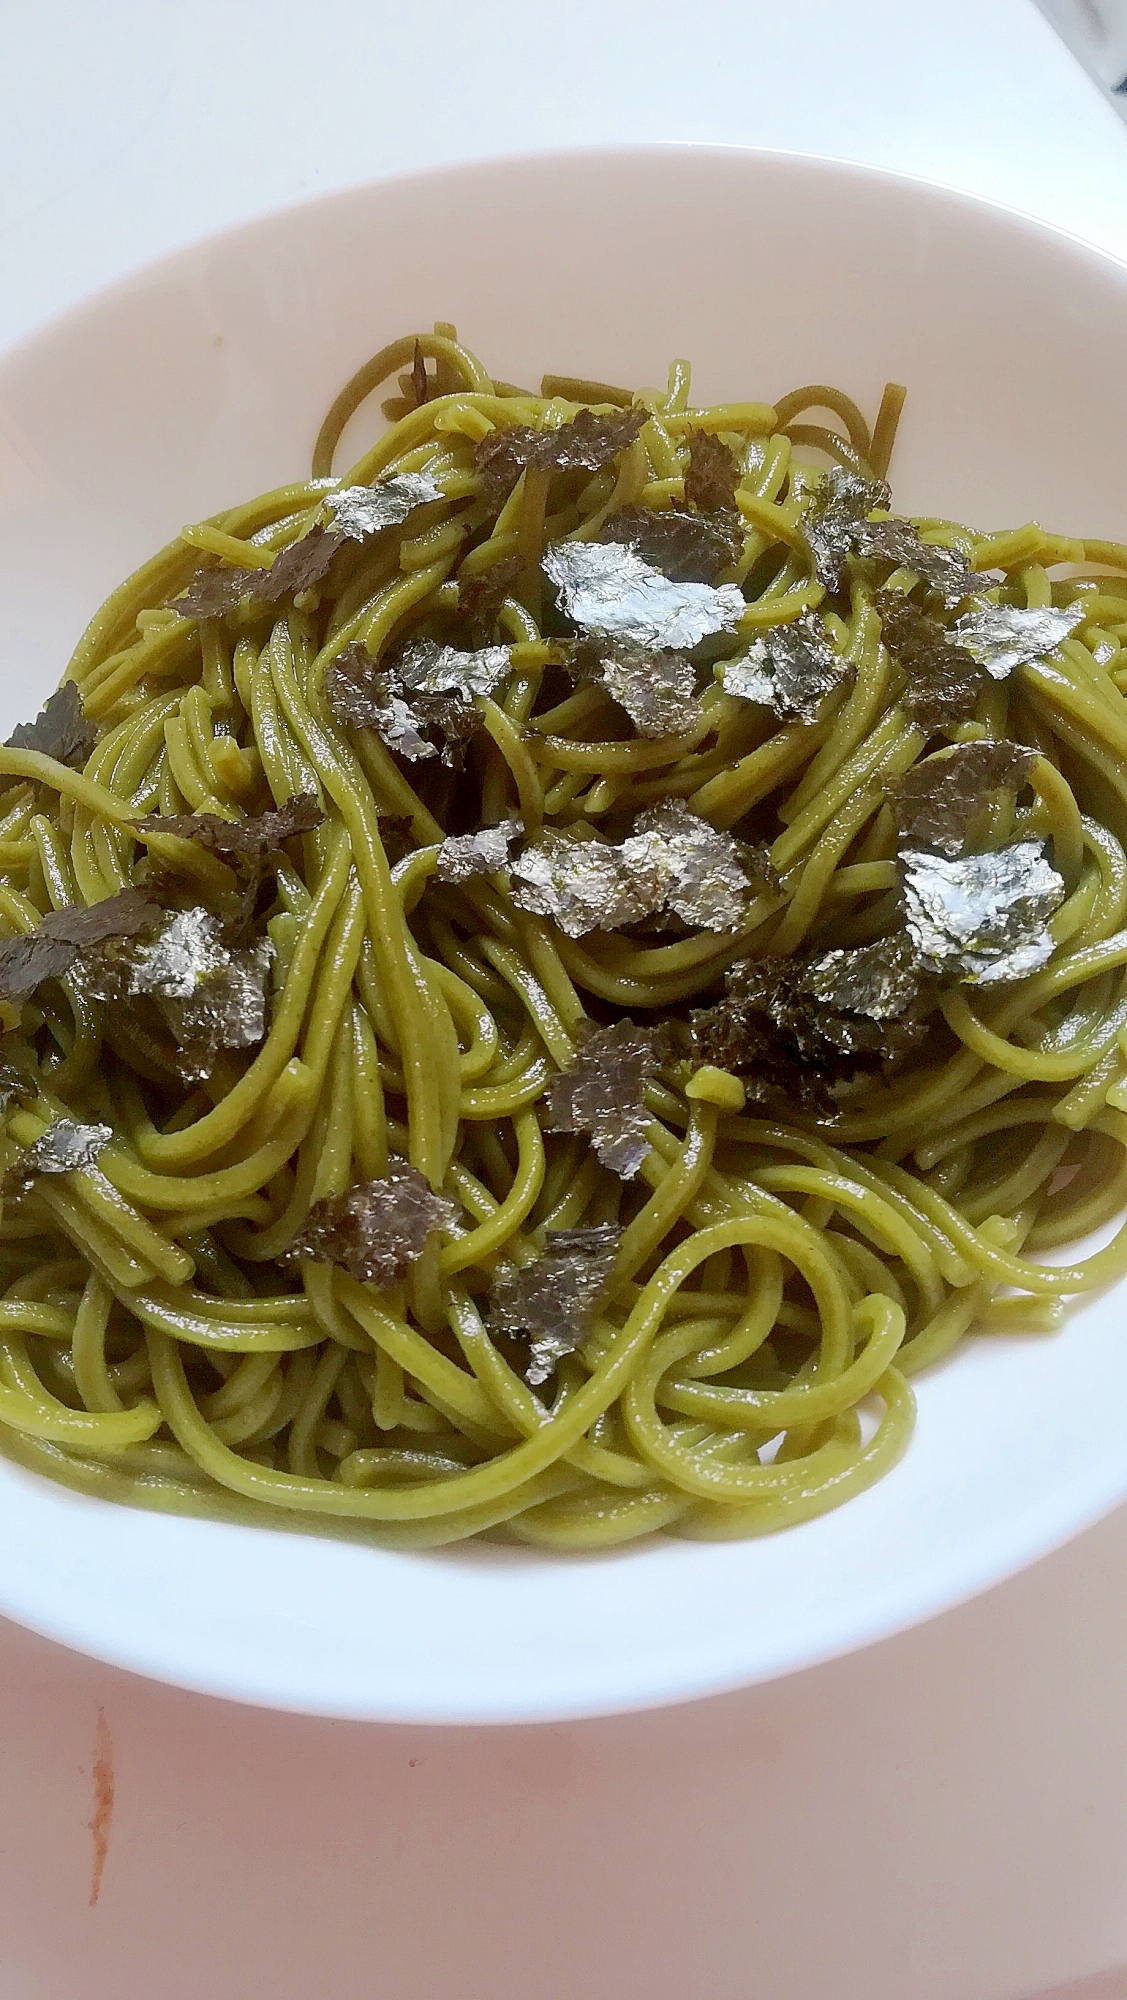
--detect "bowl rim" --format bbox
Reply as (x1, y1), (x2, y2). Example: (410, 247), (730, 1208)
(1, 140), (1127, 1722)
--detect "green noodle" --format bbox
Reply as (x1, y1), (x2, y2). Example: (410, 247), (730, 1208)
(0, 327), (1124, 1552)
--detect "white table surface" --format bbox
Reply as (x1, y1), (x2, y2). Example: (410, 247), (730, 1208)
(2, 5), (1127, 1997)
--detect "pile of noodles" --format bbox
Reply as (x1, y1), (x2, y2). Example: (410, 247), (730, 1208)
(0, 324), (1124, 1551)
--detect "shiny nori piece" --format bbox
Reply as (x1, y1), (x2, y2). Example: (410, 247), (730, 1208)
(599, 505), (742, 584)
(5, 1118), (113, 1193)
(256, 525), (344, 599)
(899, 840), (1066, 984)
(802, 467), (892, 593)
(509, 827), (661, 937)
(488, 1223), (622, 1386)
(0, 888), (163, 1002)
(856, 520), (980, 608)
(0, 683), (97, 792)
(892, 741), (1036, 856)
(597, 645), (699, 737)
(692, 936), (922, 1113)
(131, 794), (324, 862)
(542, 541), (746, 651)
(474, 406), (648, 507)
(324, 470), (445, 542)
(875, 591), (983, 732)
(683, 431), (740, 515)
(509, 800), (757, 938)
(457, 556), (525, 639)
(177, 526), (344, 621)
(288, 1164), (457, 1288)
(545, 1020), (668, 1178)
(79, 907), (273, 1080)
(324, 643), (485, 770)
(721, 611), (850, 723)
(951, 601), (1086, 678)
(435, 820), (522, 884)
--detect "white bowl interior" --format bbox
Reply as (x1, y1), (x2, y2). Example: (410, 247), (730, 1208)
(1, 147), (1125, 1721)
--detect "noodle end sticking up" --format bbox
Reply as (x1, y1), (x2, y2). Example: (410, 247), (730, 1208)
(489, 1225), (622, 1385)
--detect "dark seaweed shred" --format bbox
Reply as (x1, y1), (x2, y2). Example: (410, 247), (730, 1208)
(599, 505), (742, 585)
(892, 740), (1036, 855)
(683, 431), (740, 515)
(288, 1165), (457, 1287)
(473, 407), (648, 507)
(0, 684), (97, 792)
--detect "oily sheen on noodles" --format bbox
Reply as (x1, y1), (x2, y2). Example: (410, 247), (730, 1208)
(0, 324), (1124, 1552)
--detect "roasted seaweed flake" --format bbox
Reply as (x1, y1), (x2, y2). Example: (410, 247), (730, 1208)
(804, 936), (921, 1033)
(900, 841), (1065, 983)
(692, 935), (923, 1112)
(598, 645), (698, 737)
(255, 524), (344, 600)
(951, 602), (1086, 678)
(542, 541), (746, 651)
(323, 644), (395, 730)
(0, 1058), (27, 1113)
(625, 800), (753, 932)
(5, 1118), (112, 1193)
(324, 469), (444, 541)
(324, 644), (484, 769)
(802, 466), (891, 593)
(80, 907), (273, 1075)
(489, 1222), (622, 1385)
(178, 526), (344, 622)
(435, 820), (522, 884)
(599, 504), (742, 584)
(545, 1021), (667, 1178)
(474, 407), (647, 507)
(510, 802), (755, 938)
(683, 431), (740, 514)
(0, 683), (97, 792)
(893, 741), (1036, 856)
(394, 637), (511, 700)
(853, 520), (980, 608)
(509, 829), (662, 937)
(721, 611), (849, 723)
(0, 889), (163, 1002)
(288, 1163), (457, 1287)
(456, 556), (525, 638)
(131, 794), (324, 862)
(875, 592), (983, 732)
(176, 565), (261, 620)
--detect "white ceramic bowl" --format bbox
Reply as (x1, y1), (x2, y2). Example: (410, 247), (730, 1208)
(1, 146), (1126, 1722)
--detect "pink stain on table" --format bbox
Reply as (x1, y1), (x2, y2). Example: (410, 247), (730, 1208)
(87, 1708), (114, 1908)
